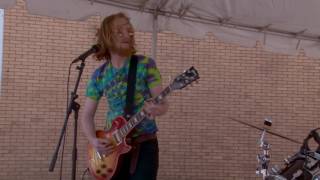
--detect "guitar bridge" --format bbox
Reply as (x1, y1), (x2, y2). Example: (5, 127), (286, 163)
(96, 151), (102, 159)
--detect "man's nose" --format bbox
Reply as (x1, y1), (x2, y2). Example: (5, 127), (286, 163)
(120, 29), (134, 38)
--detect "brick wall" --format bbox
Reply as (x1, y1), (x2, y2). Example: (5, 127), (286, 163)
(1, 0), (320, 179)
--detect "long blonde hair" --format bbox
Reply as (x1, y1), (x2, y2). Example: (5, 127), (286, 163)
(95, 12), (136, 61)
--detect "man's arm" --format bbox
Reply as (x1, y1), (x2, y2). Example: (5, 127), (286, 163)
(81, 97), (114, 155)
(81, 97), (99, 142)
(143, 84), (169, 117)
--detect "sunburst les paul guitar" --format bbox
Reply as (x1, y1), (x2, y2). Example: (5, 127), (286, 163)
(87, 66), (199, 180)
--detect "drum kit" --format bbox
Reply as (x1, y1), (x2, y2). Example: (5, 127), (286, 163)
(229, 117), (320, 180)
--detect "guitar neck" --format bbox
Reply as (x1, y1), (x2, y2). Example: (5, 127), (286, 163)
(117, 86), (172, 138)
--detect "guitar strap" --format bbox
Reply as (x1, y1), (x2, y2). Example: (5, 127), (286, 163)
(124, 54), (138, 120)
(121, 55), (159, 176)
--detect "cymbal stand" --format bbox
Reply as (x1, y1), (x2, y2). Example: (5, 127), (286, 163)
(256, 118), (272, 180)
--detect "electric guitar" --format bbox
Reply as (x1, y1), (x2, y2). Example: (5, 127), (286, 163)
(87, 66), (199, 180)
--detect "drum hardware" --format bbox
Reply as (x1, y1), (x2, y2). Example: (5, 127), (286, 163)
(227, 117), (320, 180)
(268, 128), (320, 180)
(256, 118), (273, 179)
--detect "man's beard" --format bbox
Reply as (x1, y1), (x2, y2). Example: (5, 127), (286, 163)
(117, 46), (133, 57)
(111, 39), (134, 57)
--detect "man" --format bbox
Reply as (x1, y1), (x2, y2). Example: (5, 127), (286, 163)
(81, 12), (168, 180)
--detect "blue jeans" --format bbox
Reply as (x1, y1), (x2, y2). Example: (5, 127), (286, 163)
(111, 138), (159, 180)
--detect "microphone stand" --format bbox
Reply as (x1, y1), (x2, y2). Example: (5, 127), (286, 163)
(49, 59), (86, 180)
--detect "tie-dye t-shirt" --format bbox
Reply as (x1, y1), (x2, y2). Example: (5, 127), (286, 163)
(85, 55), (161, 137)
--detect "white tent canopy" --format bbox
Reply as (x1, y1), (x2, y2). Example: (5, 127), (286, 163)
(2, 0), (320, 58)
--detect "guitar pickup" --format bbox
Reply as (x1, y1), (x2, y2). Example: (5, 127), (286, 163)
(111, 131), (122, 145)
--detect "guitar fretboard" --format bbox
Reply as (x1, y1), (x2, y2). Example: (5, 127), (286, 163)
(116, 86), (172, 138)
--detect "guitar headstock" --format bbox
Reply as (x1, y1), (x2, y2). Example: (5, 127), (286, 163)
(170, 66), (199, 90)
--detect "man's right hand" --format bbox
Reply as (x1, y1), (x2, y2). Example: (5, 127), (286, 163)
(90, 137), (115, 156)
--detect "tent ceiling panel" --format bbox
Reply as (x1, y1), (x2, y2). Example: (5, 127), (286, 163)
(1, 0), (320, 57)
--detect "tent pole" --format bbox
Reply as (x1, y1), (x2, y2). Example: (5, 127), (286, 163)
(152, 12), (158, 60)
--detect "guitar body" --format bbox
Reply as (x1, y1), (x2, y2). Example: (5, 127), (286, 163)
(87, 116), (131, 180)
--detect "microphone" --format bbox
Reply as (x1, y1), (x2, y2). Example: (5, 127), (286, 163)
(71, 44), (99, 64)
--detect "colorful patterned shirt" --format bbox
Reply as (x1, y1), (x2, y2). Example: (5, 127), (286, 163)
(85, 55), (161, 137)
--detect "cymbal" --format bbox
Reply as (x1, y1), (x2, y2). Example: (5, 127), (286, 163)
(228, 117), (301, 145)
